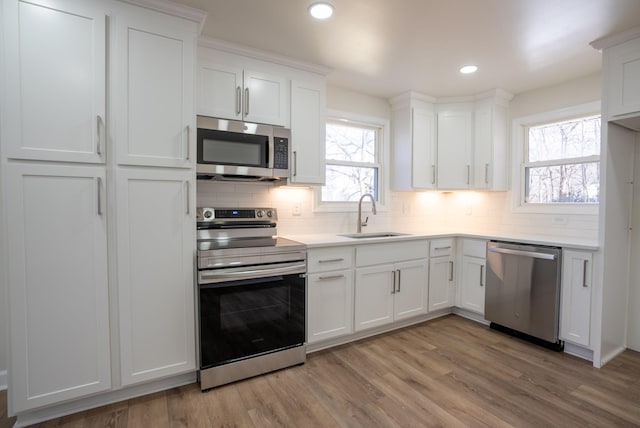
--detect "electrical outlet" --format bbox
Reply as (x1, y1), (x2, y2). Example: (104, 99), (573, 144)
(465, 205), (472, 215)
(551, 215), (568, 225)
(293, 204), (301, 216)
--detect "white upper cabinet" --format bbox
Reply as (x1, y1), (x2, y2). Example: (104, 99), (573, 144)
(113, 4), (196, 168)
(436, 106), (473, 190)
(606, 36), (640, 119)
(116, 168), (196, 386)
(473, 92), (511, 190)
(390, 92), (437, 190)
(197, 53), (290, 127)
(6, 163), (111, 412)
(290, 77), (326, 184)
(1, 0), (106, 163)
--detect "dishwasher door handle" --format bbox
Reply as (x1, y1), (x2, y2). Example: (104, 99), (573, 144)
(487, 246), (557, 260)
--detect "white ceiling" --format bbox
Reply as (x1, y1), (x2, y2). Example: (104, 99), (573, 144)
(175, 0), (640, 99)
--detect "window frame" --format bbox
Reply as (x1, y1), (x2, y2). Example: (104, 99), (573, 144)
(511, 101), (601, 215)
(313, 109), (390, 213)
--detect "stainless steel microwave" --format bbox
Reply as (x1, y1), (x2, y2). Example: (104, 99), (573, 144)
(196, 116), (290, 182)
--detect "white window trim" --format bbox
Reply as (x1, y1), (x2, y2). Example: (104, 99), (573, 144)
(313, 109), (390, 213)
(511, 101), (601, 215)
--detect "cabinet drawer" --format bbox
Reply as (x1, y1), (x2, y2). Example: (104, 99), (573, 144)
(308, 247), (354, 273)
(463, 239), (487, 258)
(356, 240), (428, 267)
(430, 239), (454, 257)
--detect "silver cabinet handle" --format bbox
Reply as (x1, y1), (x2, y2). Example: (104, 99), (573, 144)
(244, 87), (249, 116)
(431, 165), (436, 185)
(318, 274), (345, 281)
(583, 259), (588, 287)
(293, 151), (298, 177)
(434, 246), (452, 251)
(484, 163), (489, 184)
(480, 264), (484, 286)
(185, 125), (190, 161)
(449, 261), (454, 281)
(396, 269), (401, 293)
(487, 246), (557, 260)
(318, 258), (344, 263)
(97, 177), (102, 215)
(96, 115), (103, 156)
(236, 86), (242, 115)
(391, 270), (396, 294)
(466, 164), (470, 185)
(185, 181), (190, 215)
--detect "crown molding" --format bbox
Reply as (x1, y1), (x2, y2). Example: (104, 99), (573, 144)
(118, 0), (208, 33)
(591, 26), (640, 51)
(198, 37), (332, 76)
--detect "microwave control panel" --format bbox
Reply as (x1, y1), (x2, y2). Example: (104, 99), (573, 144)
(273, 137), (289, 169)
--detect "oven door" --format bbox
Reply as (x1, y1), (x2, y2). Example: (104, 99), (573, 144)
(198, 262), (306, 370)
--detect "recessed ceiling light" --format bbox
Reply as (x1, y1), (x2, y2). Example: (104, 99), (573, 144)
(459, 65), (478, 74)
(309, 2), (334, 20)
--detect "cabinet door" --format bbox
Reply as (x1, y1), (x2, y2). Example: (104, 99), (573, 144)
(608, 38), (640, 117)
(6, 163), (111, 412)
(307, 270), (353, 343)
(474, 100), (508, 190)
(354, 265), (394, 331)
(1, 0), (105, 163)
(560, 250), (593, 347)
(411, 107), (437, 189)
(116, 168), (196, 386)
(436, 110), (472, 189)
(243, 69), (290, 127)
(460, 256), (486, 314)
(393, 260), (428, 320)
(290, 78), (326, 184)
(113, 5), (196, 168)
(428, 256), (454, 311)
(197, 60), (244, 120)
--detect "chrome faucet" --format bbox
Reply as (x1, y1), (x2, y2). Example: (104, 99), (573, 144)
(357, 193), (377, 233)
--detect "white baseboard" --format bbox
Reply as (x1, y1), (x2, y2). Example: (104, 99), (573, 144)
(13, 371), (196, 427)
(0, 370), (7, 391)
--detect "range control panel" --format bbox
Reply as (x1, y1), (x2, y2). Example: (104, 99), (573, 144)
(196, 207), (277, 222)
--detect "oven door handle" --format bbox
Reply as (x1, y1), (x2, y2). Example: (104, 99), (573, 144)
(199, 262), (306, 284)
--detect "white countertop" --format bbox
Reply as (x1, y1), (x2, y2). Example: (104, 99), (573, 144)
(283, 230), (599, 251)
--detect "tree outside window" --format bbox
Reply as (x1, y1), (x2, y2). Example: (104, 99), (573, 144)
(321, 120), (381, 202)
(524, 115), (601, 205)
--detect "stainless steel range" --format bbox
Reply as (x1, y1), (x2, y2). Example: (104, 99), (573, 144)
(196, 207), (307, 390)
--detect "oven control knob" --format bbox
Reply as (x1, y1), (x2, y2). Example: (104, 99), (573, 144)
(266, 210), (273, 218)
(202, 209), (213, 219)
(256, 210), (264, 218)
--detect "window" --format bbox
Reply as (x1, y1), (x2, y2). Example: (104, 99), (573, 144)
(315, 110), (389, 211)
(512, 102), (601, 213)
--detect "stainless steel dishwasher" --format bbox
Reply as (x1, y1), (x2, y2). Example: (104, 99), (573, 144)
(485, 241), (563, 349)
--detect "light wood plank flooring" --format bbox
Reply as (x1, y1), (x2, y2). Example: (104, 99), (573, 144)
(2, 315), (640, 427)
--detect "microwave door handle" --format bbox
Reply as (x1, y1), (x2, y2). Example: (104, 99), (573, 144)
(268, 136), (275, 169)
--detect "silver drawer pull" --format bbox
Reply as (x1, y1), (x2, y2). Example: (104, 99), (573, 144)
(583, 260), (589, 287)
(318, 258), (344, 263)
(434, 246), (452, 250)
(318, 274), (344, 281)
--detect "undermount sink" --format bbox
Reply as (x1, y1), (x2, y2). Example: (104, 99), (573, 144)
(339, 232), (409, 239)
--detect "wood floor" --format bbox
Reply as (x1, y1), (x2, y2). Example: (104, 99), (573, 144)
(2, 315), (640, 427)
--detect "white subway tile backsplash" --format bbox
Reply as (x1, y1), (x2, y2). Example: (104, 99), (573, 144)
(194, 181), (598, 241)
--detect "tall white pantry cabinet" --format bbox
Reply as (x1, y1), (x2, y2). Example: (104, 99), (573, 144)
(0, 0), (204, 419)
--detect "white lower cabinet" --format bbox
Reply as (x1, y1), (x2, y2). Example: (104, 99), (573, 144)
(459, 256), (486, 314)
(458, 239), (487, 315)
(560, 249), (593, 347)
(306, 246), (354, 343)
(354, 241), (428, 331)
(5, 163), (111, 412)
(428, 239), (455, 311)
(115, 168), (196, 386)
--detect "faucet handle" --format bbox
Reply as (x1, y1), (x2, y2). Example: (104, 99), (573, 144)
(361, 216), (369, 227)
